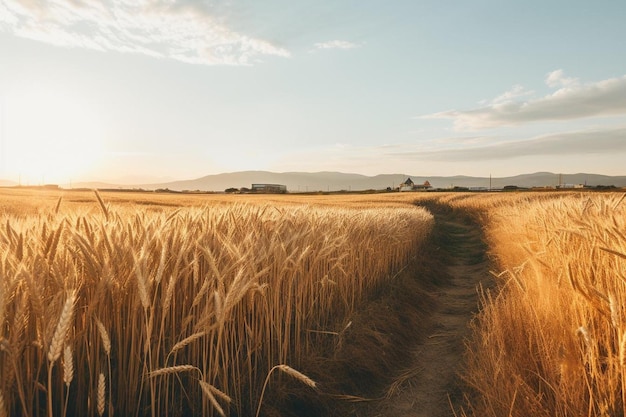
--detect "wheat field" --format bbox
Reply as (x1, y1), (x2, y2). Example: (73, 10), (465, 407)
(439, 192), (626, 417)
(0, 189), (433, 417)
(3, 188), (626, 417)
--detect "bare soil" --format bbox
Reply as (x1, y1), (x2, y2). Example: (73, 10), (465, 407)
(264, 204), (492, 417)
(371, 206), (490, 417)
(340, 204), (491, 417)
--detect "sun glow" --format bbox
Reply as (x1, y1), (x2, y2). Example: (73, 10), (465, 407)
(1, 87), (105, 185)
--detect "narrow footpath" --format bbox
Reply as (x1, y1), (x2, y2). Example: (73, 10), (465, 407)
(273, 204), (493, 417)
(354, 204), (492, 417)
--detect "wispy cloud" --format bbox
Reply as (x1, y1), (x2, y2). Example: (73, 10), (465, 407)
(420, 71), (626, 130)
(429, 136), (499, 146)
(394, 127), (626, 161)
(488, 84), (534, 106)
(0, 0), (290, 65)
(545, 69), (579, 88)
(313, 40), (360, 50)
(272, 125), (626, 176)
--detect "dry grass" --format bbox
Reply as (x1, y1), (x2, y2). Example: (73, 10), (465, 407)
(0, 188), (433, 417)
(445, 192), (626, 417)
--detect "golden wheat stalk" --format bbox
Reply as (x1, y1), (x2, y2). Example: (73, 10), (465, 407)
(1, 194), (435, 416)
(169, 332), (206, 355)
(94, 189), (109, 220)
(199, 380), (230, 417)
(48, 290), (76, 363)
(255, 364), (318, 417)
(94, 317), (111, 356)
(148, 365), (201, 378)
(162, 273), (178, 313)
(134, 254), (150, 310)
(276, 364), (317, 389)
(202, 381), (231, 404)
(63, 346), (74, 387)
(97, 373), (105, 416)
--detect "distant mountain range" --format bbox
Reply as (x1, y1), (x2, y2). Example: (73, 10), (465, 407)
(58, 171), (626, 192)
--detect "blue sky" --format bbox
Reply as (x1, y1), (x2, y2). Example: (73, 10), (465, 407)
(1, 0), (625, 184)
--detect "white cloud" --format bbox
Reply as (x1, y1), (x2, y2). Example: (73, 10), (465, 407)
(420, 73), (626, 130)
(545, 69), (579, 88)
(490, 84), (534, 105)
(313, 40), (359, 50)
(0, 0), (290, 65)
(394, 126), (626, 161)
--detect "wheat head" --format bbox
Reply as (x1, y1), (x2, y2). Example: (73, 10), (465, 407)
(48, 290), (76, 363)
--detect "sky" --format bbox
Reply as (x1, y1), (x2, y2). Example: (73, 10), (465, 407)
(1, 0), (625, 185)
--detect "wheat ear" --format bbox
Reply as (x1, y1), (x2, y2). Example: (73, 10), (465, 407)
(199, 381), (229, 417)
(577, 326), (592, 350)
(148, 365), (201, 378)
(94, 317), (111, 356)
(94, 190), (109, 220)
(134, 254), (150, 310)
(276, 365), (317, 389)
(48, 290), (76, 363)
(47, 290), (76, 417)
(201, 381), (231, 404)
(63, 346), (74, 387)
(97, 373), (105, 416)
(169, 332), (206, 355)
(255, 365), (317, 417)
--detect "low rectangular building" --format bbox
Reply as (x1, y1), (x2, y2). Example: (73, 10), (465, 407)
(251, 183), (287, 193)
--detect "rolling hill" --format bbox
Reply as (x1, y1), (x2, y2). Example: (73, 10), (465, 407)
(83, 171), (626, 192)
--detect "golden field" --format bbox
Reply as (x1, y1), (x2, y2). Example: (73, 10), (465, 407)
(0, 188), (433, 417)
(446, 192), (626, 417)
(2, 187), (626, 417)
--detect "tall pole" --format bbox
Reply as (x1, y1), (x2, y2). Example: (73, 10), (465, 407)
(0, 96), (6, 178)
(489, 174), (492, 191)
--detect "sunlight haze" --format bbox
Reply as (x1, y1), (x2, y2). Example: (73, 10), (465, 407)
(0, 0), (625, 185)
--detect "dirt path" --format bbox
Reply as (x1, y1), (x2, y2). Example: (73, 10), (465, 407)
(356, 205), (491, 417)
(273, 205), (492, 417)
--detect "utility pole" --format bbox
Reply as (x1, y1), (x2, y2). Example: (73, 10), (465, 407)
(0, 96), (6, 177)
(489, 174), (492, 191)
